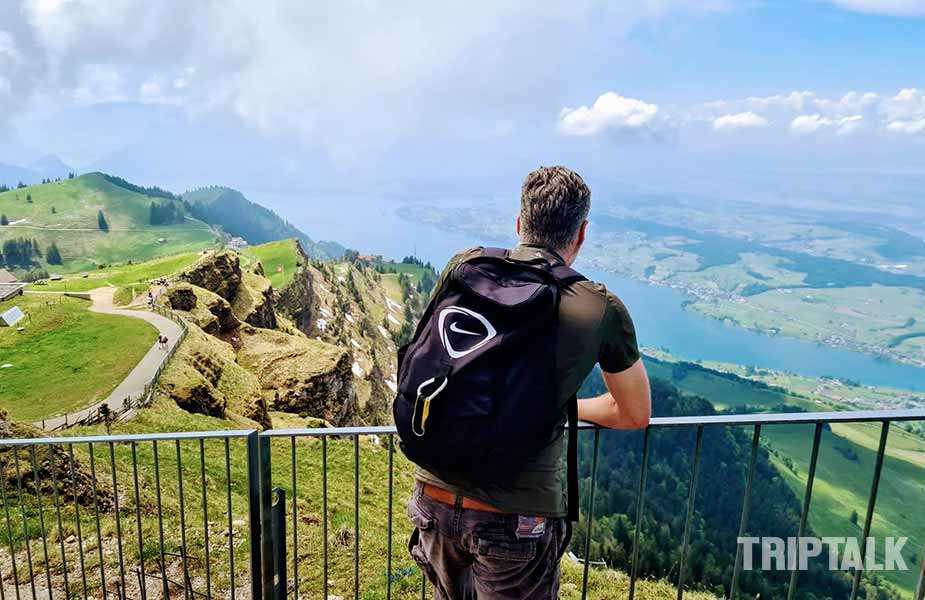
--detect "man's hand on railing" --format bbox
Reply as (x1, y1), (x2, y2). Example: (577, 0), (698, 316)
(578, 359), (652, 430)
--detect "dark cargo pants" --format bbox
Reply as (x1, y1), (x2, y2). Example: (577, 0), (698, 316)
(407, 482), (572, 600)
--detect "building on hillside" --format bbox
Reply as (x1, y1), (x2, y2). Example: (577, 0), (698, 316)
(358, 253), (383, 263)
(0, 269), (27, 302)
(226, 237), (248, 251)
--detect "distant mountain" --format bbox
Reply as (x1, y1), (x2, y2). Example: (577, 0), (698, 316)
(182, 186), (345, 260)
(0, 155), (74, 188)
(0, 162), (41, 188)
(29, 155), (74, 181)
(0, 172), (218, 274)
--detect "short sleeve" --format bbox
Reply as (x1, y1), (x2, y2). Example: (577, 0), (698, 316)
(598, 292), (640, 373)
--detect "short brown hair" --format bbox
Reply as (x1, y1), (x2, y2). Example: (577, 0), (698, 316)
(519, 166), (591, 252)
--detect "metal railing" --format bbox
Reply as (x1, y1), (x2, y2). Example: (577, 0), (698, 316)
(2, 409), (925, 599)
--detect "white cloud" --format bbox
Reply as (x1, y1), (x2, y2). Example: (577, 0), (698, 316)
(745, 91), (814, 112)
(9, 0), (721, 157)
(836, 115), (864, 136)
(558, 91), (660, 136)
(790, 114), (833, 134)
(712, 111), (769, 131)
(790, 114), (865, 135)
(886, 119), (925, 134)
(826, 0), (925, 16)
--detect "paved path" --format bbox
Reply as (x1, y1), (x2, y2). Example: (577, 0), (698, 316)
(32, 287), (183, 431)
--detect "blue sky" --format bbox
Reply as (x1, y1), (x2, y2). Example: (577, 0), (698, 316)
(0, 0), (923, 196)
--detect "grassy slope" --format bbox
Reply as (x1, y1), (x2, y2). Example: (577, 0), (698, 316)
(37, 252), (202, 301)
(646, 356), (925, 595)
(2, 401), (715, 600)
(0, 294), (155, 421)
(244, 239), (300, 288)
(0, 174), (217, 273)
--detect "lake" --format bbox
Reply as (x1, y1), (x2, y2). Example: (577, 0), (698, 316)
(260, 191), (925, 391)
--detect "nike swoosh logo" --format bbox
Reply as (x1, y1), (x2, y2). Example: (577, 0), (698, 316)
(449, 322), (482, 336)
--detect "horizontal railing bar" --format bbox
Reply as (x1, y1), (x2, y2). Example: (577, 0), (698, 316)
(0, 429), (257, 447)
(5, 409), (923, 447)
(265, 408), (925, 438)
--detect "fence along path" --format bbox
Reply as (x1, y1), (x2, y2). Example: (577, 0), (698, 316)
(31, 287), (186, 432)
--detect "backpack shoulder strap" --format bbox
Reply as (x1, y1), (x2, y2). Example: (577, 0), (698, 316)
(551, 264), (586, 287)
(566, 393), (580, 522)
(477, 247), (509, 260)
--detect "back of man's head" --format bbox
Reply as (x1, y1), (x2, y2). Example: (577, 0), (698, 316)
(519, 166), (591, 253)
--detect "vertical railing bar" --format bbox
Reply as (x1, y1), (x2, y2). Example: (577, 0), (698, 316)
(199, 438), (212, 599)
(387, 435), (394, 600)
(258, 436), (273, 600)
(915, 551), (925, 600)
(0, 451), (22, 600)
(12, 447), (37, 600)
(224, 438), (236, 600)
(290, 436), (299, 599)
(246, 432), (263, 600)
(108, 442), (127, 596)
(786, 422), (823, 600)
(850, 421), (891, 600)
(68, 444), (88, 599)
(176, 439), (191, 600)
(354, 434), (360, 600)
(88, 442), (108, 600)
(676, 426), (704, 600)
(730, 424), (761, 599)
(153, 440), (170, 599)
(322, 436), (329, 600)
(28, 447), (54, 598)
(580, 428), (601, 600)
(628, 428), (651, 600)
(130, 442), (147, 600)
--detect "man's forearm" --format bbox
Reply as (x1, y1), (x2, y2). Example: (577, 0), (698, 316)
(577, 393), (649, 430)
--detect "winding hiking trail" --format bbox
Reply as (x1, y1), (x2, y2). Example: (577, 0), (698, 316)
(32, 287), (182, 431)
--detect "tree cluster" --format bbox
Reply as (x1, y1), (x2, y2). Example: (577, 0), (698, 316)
(1, 237), (41, 268)
(149, 201), (185, 225)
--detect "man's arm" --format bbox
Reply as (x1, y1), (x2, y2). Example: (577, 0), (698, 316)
(577, 359), (651, 430)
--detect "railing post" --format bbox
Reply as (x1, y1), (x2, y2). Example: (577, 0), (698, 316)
(260, 435), (275, 600)
(272, 488), (287, 600)
(247, 432), (264, 600)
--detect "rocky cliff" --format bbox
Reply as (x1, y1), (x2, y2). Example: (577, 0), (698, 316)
(158, 244), (431, 429)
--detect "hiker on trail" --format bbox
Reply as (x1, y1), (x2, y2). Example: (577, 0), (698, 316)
(395, 166), (651, 599)
(147, 291), (154, 308)
(159, 335), (168, 351)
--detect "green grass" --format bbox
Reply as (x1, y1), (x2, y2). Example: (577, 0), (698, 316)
(1, 400), (717, 599)
(0, 174), (218, 273)
(0, 294), (156, 421)
(245, 239), (300, 288)
(37, 252), (202, 295)
(766, 424), (925, 595)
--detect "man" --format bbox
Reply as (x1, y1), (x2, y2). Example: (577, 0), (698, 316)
(407, 165), (651, 599)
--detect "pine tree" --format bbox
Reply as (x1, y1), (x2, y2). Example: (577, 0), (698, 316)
(46, 243), (63, 265)
(0, 214), (7, 226)
(51, 206), (56, 214)
(97, 210), (109, 232)
(26, 194), (32, 203)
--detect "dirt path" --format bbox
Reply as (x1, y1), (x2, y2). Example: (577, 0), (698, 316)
(32, 287), (183, 431)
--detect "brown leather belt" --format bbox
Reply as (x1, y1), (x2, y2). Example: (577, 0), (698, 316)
(421, 483), (509, 514)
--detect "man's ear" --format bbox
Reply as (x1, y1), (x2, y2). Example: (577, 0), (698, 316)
(575, 220), (588, 251)
(515, 214), (522, 237)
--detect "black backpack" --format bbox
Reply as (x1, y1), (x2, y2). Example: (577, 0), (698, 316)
(393, 247), (586, 521)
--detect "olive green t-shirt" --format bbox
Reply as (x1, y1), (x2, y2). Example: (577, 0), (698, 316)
(415, 244), (640, 517)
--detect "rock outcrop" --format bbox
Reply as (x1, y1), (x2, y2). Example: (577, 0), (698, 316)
(181, 251), (242, 301)
(235, 326), (358, 426)
(157, 325), (269, 428)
